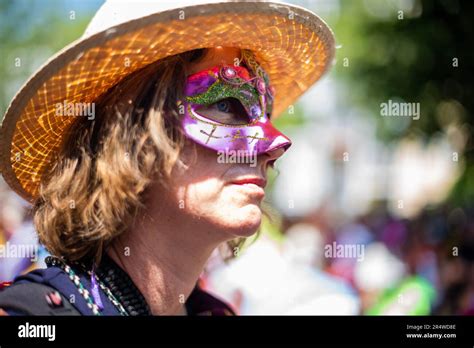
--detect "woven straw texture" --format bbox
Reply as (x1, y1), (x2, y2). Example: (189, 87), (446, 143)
(0, 1), (335, 202)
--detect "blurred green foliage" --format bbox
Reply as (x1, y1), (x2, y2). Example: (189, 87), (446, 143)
(330, 0), (473, 206)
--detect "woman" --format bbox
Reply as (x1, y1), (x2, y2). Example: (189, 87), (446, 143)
(0, 0), (334, 315)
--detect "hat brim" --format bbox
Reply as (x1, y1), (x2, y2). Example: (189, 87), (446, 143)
(0, 1), (335, 202)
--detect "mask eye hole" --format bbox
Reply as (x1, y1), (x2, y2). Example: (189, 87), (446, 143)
(196, 97), (250, 125)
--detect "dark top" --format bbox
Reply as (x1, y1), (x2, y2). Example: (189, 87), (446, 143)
(0, 254), (235, 316)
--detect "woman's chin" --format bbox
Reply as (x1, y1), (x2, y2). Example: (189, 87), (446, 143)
(225, 204), (262, 237)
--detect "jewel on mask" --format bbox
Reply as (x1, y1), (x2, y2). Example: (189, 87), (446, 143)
(256, 78), (266, 95)
(220, 66), (243, 86)
(222, 66), (236, 78)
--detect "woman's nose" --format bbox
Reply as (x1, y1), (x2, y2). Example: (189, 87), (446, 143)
(260, 146), (287, 169)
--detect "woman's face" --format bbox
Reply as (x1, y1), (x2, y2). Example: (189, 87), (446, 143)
(158, 47), (287, 239)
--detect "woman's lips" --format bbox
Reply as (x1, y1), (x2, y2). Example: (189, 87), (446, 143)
(230, 177), (267, 197)
(231, 177), (267, 188)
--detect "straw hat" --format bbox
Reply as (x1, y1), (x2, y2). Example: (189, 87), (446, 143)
(0, 0), (335, 202)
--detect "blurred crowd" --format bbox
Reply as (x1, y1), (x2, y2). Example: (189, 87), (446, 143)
(0, 179), (48, 282)
(202, 202), (474, 315)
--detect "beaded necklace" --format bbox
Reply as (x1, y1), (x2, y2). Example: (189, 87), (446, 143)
(45, 256), (129, 316)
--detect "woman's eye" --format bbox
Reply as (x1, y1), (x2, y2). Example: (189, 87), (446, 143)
(195, 98), (250, 125)
(216, 100), (231, 113)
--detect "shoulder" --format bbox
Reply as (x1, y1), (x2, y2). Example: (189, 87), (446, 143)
(0, 266), (100, 316)
(0, 276), (80, 315)
(186, 285), (236, 316)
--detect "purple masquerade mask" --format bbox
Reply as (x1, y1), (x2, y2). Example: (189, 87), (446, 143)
(178, 50), (291, 156)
